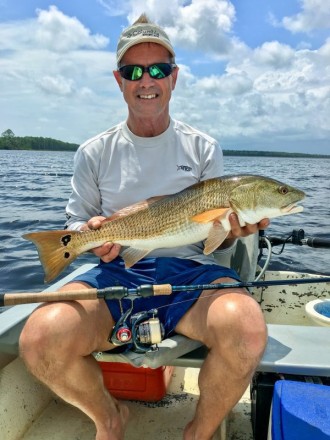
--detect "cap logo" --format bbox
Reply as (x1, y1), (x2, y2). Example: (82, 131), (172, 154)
(126, 29), (160, 39)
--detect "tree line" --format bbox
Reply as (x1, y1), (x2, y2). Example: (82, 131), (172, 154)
(0, 129), (78, 152)
(1, 129), (329, 158)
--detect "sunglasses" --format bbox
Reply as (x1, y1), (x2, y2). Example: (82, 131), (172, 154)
(118, 63), (176, 81)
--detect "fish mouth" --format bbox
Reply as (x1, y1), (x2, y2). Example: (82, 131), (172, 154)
(281, 203), (304, 214)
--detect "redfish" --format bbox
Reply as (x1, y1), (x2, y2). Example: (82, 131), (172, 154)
(23, 175), (305, 282)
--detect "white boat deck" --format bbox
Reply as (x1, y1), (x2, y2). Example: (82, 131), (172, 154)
(1, 357), (252, 440)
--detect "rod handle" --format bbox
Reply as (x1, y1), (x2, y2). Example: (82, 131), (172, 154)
(152, 284), (173, 296)
(304, 237), (330, 249)
(137, 284), (173, 297)
(0, 289), (98, 306)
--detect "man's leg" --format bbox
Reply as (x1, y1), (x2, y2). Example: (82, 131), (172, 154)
(175, 278), (267, 440)
(19, 282), (129, 440)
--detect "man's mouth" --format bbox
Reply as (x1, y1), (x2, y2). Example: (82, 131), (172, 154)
(138, 94), (157, 100)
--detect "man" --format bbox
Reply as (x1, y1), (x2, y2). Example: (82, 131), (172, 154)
(19, 14), (268, 440)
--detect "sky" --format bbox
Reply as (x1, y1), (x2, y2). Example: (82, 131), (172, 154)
(1, 0), (330, 154)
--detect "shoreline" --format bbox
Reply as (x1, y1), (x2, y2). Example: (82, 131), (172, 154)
(1, 147), (329, 159)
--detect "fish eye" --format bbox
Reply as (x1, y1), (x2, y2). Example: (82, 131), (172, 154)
(279, 186), (289, 195)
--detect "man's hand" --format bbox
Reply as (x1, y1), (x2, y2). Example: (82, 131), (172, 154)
(228, 213), (269, 239)
(219, 213), (269, 250)
(80, 216), (121, 263)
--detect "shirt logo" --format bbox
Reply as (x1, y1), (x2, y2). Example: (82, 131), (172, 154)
(177, 165), (192, 172)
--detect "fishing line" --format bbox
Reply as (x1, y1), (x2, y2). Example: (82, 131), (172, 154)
(156, 292), (227, 310)
(155, 286), (249, 311)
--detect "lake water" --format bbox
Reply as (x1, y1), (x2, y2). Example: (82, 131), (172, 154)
(1, 150), (329, 298)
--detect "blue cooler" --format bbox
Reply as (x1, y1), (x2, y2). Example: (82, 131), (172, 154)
(270, 380), (330, 439)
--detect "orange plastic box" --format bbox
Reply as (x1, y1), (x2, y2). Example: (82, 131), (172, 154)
(99, 361), (174, 402)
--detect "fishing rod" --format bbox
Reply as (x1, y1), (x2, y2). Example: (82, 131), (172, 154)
(2, 276), (330, 307)
(260, 229), (330, 250)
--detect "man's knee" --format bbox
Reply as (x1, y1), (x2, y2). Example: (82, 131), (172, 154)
(19, 302), (79, 367)
(19, 299), (115, 369)
(206, 292), (267, 359)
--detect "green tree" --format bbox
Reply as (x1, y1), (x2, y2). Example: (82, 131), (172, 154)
(1, 129), (15, 138)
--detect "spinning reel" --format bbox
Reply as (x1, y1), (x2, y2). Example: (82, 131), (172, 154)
(110, 305), (164, 353)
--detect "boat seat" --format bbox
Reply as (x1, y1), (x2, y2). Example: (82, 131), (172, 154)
(99, 324), (330, 378)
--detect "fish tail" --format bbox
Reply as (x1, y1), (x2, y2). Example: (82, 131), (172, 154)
(23, 230), (81, 283)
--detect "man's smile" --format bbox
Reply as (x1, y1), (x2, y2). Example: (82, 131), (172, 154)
(138, 94), (158, 99)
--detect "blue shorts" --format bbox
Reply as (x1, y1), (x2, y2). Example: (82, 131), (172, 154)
(72, 257), (240, 337)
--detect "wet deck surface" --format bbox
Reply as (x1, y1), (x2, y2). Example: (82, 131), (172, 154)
(19, 366), (252, 440)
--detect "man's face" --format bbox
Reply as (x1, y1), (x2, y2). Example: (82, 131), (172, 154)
(113, 43), (178, 120)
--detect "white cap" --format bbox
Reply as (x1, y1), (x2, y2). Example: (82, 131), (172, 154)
(116, 20), (175, 65)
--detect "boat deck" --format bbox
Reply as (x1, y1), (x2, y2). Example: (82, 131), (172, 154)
(2, 358), (252, 440)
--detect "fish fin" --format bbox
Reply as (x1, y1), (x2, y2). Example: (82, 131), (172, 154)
(102, 196), (167, 223)
(192, 208), (230, 224)
(23, 230), (80, 283)
(121, 247), (151, 268)
(203, 222), (229, 255)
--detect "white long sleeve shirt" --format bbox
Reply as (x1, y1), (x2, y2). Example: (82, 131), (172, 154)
(65, 118), (225, 264)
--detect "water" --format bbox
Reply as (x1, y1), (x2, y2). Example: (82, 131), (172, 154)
(1, 150), (329, 298)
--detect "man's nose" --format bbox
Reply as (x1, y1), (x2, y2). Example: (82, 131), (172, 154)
(139, 71), (155, 85)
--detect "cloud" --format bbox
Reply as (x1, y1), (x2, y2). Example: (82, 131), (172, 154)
(0, 6), (117, 142)
(171, 35), (330, 151)
(35, 5), (109, 52)
(120, 0), (238, 57)
(36, 75), (75, 96)
(97, 0), (131, 17)
(253, 42), (294, 69)
(274, 0), (330, 34)
(195, 71), (253, 96)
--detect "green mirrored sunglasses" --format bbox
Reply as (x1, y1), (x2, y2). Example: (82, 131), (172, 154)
(118, 63), (176, 81)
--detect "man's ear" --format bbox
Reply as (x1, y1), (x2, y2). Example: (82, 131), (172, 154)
(113, 70), (123, 91)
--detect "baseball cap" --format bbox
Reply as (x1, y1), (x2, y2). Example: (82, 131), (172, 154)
(116, 16), (175, 65)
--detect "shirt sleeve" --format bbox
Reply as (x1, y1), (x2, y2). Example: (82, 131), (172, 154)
(200, 139), (224, 180)
(65, 146), (102, 230)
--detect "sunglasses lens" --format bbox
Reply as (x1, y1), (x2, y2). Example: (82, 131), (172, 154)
(119, 63), (175, 81)
(131, 66), (143, 80)
(149, 64), (170, 79)
(120, 65), (143, 80)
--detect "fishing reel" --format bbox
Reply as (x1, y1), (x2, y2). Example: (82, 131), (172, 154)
(110, 307), (164, 353)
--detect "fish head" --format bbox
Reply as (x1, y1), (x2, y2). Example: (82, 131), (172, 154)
(228, 175), (305, 224)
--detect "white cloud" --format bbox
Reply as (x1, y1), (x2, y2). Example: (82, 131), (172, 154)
(171, 35), (330, 152)
(123, 0), (237, 57)
(36, 75), (75, 96)
(253, 42), (294, 69)
(97, 0), (131, 17)
(195, 71), (253, 96)
(35, 6), (109, 52)
(276, 0), (330, 33)
(0, 6), (118, 143)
